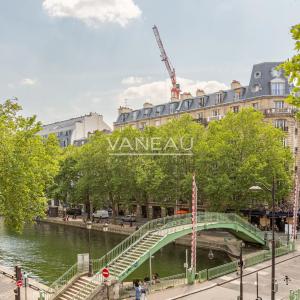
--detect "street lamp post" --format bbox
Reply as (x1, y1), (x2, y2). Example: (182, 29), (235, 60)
(149, 254), (154, 284)
(86, 220), (93, 277)
(249, 177), (276, 300)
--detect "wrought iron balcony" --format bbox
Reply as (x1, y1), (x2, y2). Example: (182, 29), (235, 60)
(207, 115), (224, 122)
(263, 108), (296, 117)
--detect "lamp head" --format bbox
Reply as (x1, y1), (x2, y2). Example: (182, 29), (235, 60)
(86, 220), (92, 230)
(249, 185), (263, 191)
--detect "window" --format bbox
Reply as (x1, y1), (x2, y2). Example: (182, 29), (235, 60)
(274, 101), (284, 109)
(184, 99), (193, 110)
(212, 109), (220, 116)
(198, 112), (204, 119)
(199, 97), (205, 107)
(282, 138), (288, 148)
(271, 79), (285, 96)
(216, 93), (224, 104)
(274, 119), (287, 130)
(232, 106), (239, 113)
(156, 106), (163, 115)
(132, 111), (139, 119)
(155, 120), (160, 126)
(143, 108), (149, 116)
(295, 128), (298, 135)
(169, 103), (177, 114)
(121, 114), (128, 122)
(252, 102), (259, 110)
(254, 71), (261, 79)
(252, 84), (261, 93)
(234, 92), (240, 100)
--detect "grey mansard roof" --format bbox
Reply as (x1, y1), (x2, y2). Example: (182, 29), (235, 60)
(115, 62), (290, 125)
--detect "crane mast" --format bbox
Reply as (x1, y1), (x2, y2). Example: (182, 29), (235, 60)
(152, 25), (180, 100)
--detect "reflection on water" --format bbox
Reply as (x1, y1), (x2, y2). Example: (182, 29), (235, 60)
(0, 220), (229, 284)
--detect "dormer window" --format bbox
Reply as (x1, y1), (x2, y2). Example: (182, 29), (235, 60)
(156, 106), (163, 115)
(184, 99), (193, 110)
(169, 103), (177, 114)
(271, 78), (285, 96)
(234, 91), (240, 100)
(144, 108), (150, 116)
(121, 114), (128, 122)
(216, 92), (224, 104)
(199, 97), (205, 107)
(132, 111), (139, 119)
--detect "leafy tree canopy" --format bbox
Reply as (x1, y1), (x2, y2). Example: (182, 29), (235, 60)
(0, 100), (60, 231)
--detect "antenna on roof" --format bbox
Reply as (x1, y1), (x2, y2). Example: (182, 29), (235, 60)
(124, 98), (129, 107)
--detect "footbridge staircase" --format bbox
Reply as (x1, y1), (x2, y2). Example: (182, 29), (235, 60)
(45, 212), (266, 300)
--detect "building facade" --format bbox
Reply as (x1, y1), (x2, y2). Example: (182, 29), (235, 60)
(114, 62), (299, 222)
(114, 62), (297, 163)
(39, 112), (111, 147)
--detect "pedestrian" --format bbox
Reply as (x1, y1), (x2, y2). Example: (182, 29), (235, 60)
(120, 222), (124, 228)
(140, 281), (148, 300)
(134, 280), (141, 300)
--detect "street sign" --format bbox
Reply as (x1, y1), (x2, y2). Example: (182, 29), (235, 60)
(16, 280), (22, 287)
(102, 268), (110, 278)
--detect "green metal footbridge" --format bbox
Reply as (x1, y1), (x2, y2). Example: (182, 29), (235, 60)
(47, 212), (266, 300)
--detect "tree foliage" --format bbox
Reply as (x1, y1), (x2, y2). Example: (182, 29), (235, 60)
(0, 100), (60, 231)
(50, 111), (293, 216)
(280, 23), (300, 115)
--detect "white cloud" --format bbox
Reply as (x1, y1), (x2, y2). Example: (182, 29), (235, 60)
(119, 77), (228, 107)
(121, 76), (145, 85)
(42, 0), (142, 27)
(20, 78), (37, 86)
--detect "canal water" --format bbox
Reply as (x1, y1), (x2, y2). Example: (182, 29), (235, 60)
(0, 220), (230, 284)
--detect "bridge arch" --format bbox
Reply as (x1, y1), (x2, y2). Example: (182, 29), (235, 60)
(101, 212), (265, 282)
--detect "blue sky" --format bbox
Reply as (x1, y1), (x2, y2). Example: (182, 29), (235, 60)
(0, 0), (299, 126)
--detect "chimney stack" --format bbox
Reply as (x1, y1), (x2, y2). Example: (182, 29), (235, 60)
(118, 106), (133, 115)
(196, 89), (205, 97)
(180, 92), (193, 100)
(143, 102), (153, 108)
(231, 80), (242, 90)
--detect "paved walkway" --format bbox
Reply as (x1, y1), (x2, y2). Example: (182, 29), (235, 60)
(148, 248), (300, 300)
(0, 265), (48, 300)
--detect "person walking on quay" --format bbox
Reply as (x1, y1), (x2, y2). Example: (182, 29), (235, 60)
(134, 280), (141, 300)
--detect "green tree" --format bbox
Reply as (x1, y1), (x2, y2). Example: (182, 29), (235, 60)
(280, 24), (300, 115)
(0, 100), (60, 231)
(196, 108), (293, 211)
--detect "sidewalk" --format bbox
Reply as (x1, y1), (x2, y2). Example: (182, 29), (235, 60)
(0, 265), (48, 300)
(148, 247), (300, 300)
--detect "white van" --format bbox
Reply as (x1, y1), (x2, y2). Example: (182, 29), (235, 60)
(92, 210), (109, 221)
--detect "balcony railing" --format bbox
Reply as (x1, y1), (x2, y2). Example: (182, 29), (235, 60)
(264, 108), (296, 116)
(207, 115), (224, 122)
(195, 117), (208, 125)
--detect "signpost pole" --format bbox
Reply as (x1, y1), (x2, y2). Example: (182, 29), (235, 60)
(191, 173), (197, 280)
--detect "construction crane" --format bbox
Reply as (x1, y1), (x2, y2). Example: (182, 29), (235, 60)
(152, 25), (180, 100)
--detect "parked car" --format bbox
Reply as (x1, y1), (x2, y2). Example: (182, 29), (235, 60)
(66, 208), (82, 216)
(92, 210), (109, 222)
(122, 215), (136, 222)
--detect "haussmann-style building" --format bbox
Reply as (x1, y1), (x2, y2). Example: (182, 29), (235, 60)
(114, 62), (299, 227)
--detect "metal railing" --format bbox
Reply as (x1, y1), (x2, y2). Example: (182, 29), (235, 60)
(44, 263), (79, 300)
(49, 212), (265, 299)
(148, 273), (186, 293)
(199, 243), (294, 282)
